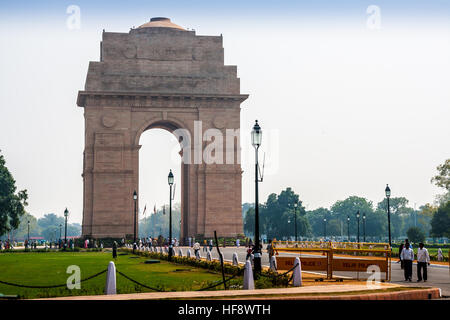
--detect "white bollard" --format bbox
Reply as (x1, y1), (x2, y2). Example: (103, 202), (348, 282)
(206, 250), (212, 261)
(292, 257), (302, 287)
(178, 248), (183, 257)
(243, 260), (255, 290)
(187, 249), (192, 258)
(232, 252), (239, 266)
(270, 256), (277, 271)
(105, 261), (117, 295)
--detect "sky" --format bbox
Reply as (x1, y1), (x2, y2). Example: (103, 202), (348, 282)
(0, 0), (449, 224)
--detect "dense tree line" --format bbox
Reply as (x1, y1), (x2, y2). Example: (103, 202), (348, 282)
(244, 190), (438, 241)
(138, 203), (181, 239)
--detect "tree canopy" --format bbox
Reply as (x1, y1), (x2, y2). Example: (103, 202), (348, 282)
(431, 159), (450, 191)
(431, 201), (450, 238)
(0, 151), (28, 236)
(244, 187), (310, 240)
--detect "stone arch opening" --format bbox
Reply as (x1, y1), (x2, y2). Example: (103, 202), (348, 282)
(136, 120), (189, 241)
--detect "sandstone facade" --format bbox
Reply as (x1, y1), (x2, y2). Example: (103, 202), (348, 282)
(77, 18), (247, 240)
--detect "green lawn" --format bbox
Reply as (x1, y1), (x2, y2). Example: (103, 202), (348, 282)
(0, 251), (226, 299)
(391, 247), (449, 260)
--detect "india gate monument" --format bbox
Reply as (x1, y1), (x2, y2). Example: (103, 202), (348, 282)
(77, 18), (247, 240)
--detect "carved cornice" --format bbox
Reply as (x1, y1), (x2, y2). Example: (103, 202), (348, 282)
(77, 90), (248, 108)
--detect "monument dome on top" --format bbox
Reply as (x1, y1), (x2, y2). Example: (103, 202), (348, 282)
(138, 17), (186, 30)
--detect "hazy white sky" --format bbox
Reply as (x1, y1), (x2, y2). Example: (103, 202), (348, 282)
(0, 3), (449, 224)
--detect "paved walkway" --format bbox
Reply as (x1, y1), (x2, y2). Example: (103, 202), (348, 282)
(40, 282), (406, 300)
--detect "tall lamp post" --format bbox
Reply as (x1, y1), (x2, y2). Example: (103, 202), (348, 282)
(385, 184), (391, 248)
(356, 211), (360, 243)
(168, 169), (174, 261)
(347, 215), (350, 242)
(133, 190), (137, 253)
(323, 218), (327, 239)
(251, 120), (262, 275)
(27, 220), (30, 245)
(293, 202), (298, 242)
(64, 208), (69, 250)
(362, 212), (366, 242)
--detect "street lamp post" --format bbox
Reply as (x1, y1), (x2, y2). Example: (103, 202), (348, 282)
(385, 184), (391, 248)
(64, 208), (69, 250)
(356, 211), (360, 243)
(347, 215), (350, 242)
(27, 220), (30, 246)
(323, 218), (327, 239)
(168, 169), (174, 261)
(363, 212), (366, 242)
(133, 190), (137, 253)
(293, 202), (298, 242)
(251, 120), (262, 275)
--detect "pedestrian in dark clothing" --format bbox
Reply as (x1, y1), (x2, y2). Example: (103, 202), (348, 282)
(417, 242), (430, 282)
(400, 242), (414, 281)
(398, 243), (404, 269)
(112, 241), (117, 259)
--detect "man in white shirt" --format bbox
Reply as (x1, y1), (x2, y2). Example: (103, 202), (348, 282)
(416, 242), (430, 282)
(400, 242), (414, 281)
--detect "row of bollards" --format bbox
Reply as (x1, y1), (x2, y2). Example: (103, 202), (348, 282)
(113, 246), (302, 295)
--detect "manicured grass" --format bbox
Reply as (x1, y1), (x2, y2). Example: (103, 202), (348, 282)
(0, 251), (225, 299)
(391, 247), (449, 260)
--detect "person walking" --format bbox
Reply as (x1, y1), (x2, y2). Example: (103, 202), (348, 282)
(193, 241), (200, 257)
(417, 242), (430, 282)
(267, 239), (274, 261)
(437, 248), (443, 262)
(112, 241), (117, 259)
(400, 242), (414, 281)
(398, 243), (405, 269)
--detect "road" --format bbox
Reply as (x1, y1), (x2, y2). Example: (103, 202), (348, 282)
(179, 246), (450, 297)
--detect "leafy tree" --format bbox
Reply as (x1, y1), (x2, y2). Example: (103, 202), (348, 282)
(241, 203), (254, 220)
(139, 203), (181, 239)
(305, 208), (330, 236)
(243, 207), (255, 237)
(431, 159), (450, 191)
(0, 151), (28, 236)
(41, 225), (60, 242)
(430, 201), (450, 238)
(431, 159), (450, 206)
(330, 196), (378, 238)
(406, 226), (425, 244)
(11, 212), (40, 239)
(37, 213), (64, 230)
(32, 213), (81, 240)
(377, 197), (412, 238)
(244, 188), (310, 240)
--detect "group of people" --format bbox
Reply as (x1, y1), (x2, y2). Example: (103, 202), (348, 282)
(0, 240), (15, 250)
(83, 239), (102, 249)
(398, 239), (430, 282)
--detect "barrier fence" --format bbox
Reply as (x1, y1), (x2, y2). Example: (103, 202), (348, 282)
(273, 240), (391, 281)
